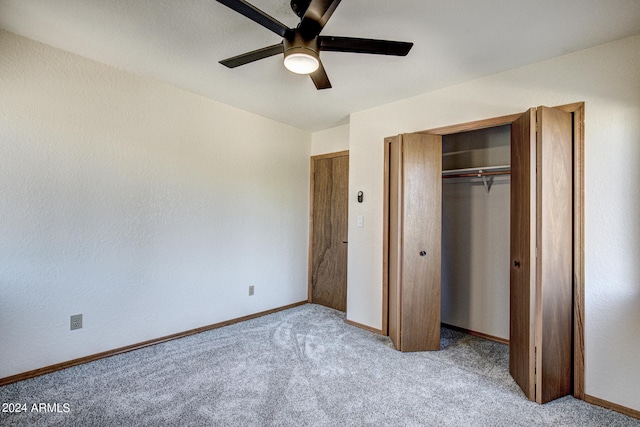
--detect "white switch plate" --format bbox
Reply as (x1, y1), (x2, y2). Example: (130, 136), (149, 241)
(357, 215), (364, 227)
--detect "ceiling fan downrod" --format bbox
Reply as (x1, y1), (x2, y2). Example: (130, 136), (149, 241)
(290, 0), (312, 18)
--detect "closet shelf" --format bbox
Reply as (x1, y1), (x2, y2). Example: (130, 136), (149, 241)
(442, 165), (510, 179)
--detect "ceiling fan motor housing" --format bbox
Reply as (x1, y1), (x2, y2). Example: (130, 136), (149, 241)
(284, 31), (319, 55)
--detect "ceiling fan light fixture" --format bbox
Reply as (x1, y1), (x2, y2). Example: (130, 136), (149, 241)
(283, 32), (320, 75)
(284, 50), (319, 74)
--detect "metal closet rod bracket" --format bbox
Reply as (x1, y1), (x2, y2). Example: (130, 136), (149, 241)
(480, 172), (492, 193)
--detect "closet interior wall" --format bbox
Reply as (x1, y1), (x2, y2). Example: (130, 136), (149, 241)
(441, 125), (511, 341)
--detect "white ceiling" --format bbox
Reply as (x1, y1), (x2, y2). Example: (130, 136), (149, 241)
(1, 0), (639, 132)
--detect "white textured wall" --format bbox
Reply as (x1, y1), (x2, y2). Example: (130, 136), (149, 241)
(311, 124), (349, 156)
(347, 34), (640, 410)
(0, 31), (310, 378)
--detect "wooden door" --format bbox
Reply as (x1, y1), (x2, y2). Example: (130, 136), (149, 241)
(388, 133), (442, 352)
(310, 152), (349, 311)
(510, 106), (573, 403)
(535, 106), (573, 403)
(510, 108), (537, 399)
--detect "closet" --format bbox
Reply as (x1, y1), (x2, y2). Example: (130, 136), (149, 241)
(441, 125), (511, 341)
(385, 105), (584, 404)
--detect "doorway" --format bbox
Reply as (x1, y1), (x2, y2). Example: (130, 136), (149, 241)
(382, 103), (585, 402)
(308, 151), (349, 312)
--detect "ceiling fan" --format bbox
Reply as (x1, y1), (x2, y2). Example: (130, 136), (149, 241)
(216, 0), (414, 89)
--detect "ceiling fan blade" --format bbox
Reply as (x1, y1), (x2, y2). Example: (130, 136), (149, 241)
(319, 36), (413, 56)
(219, 43), (284, 68)
(309, 60), (331, 90)
(298, 0), (342, 38)
(216, 0), (291, 38)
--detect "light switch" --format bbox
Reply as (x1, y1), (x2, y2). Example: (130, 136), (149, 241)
(357, 215), (364, 227)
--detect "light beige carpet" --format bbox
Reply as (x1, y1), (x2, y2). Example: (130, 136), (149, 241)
(1, 303), (637, 426)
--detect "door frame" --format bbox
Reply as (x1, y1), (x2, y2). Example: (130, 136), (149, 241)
(382, 102), (585, 399)
(308, 150), (350, 305)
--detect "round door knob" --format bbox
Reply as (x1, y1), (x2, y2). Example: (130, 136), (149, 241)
(420, 251), (427, 256)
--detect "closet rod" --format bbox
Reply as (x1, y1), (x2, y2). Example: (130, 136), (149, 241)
(442, 170), (510, 179)
(442, 165), (510, 193)
(442, 164), (511, 179)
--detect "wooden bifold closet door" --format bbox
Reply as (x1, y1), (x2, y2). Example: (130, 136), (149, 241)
(388, 133), (442, 352)
(510, 106), (573, 404)
(388, 105), (574, 404)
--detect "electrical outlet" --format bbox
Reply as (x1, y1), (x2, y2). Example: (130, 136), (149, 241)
(248, 285), (255, 296)
(70, 314), (83, 330)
